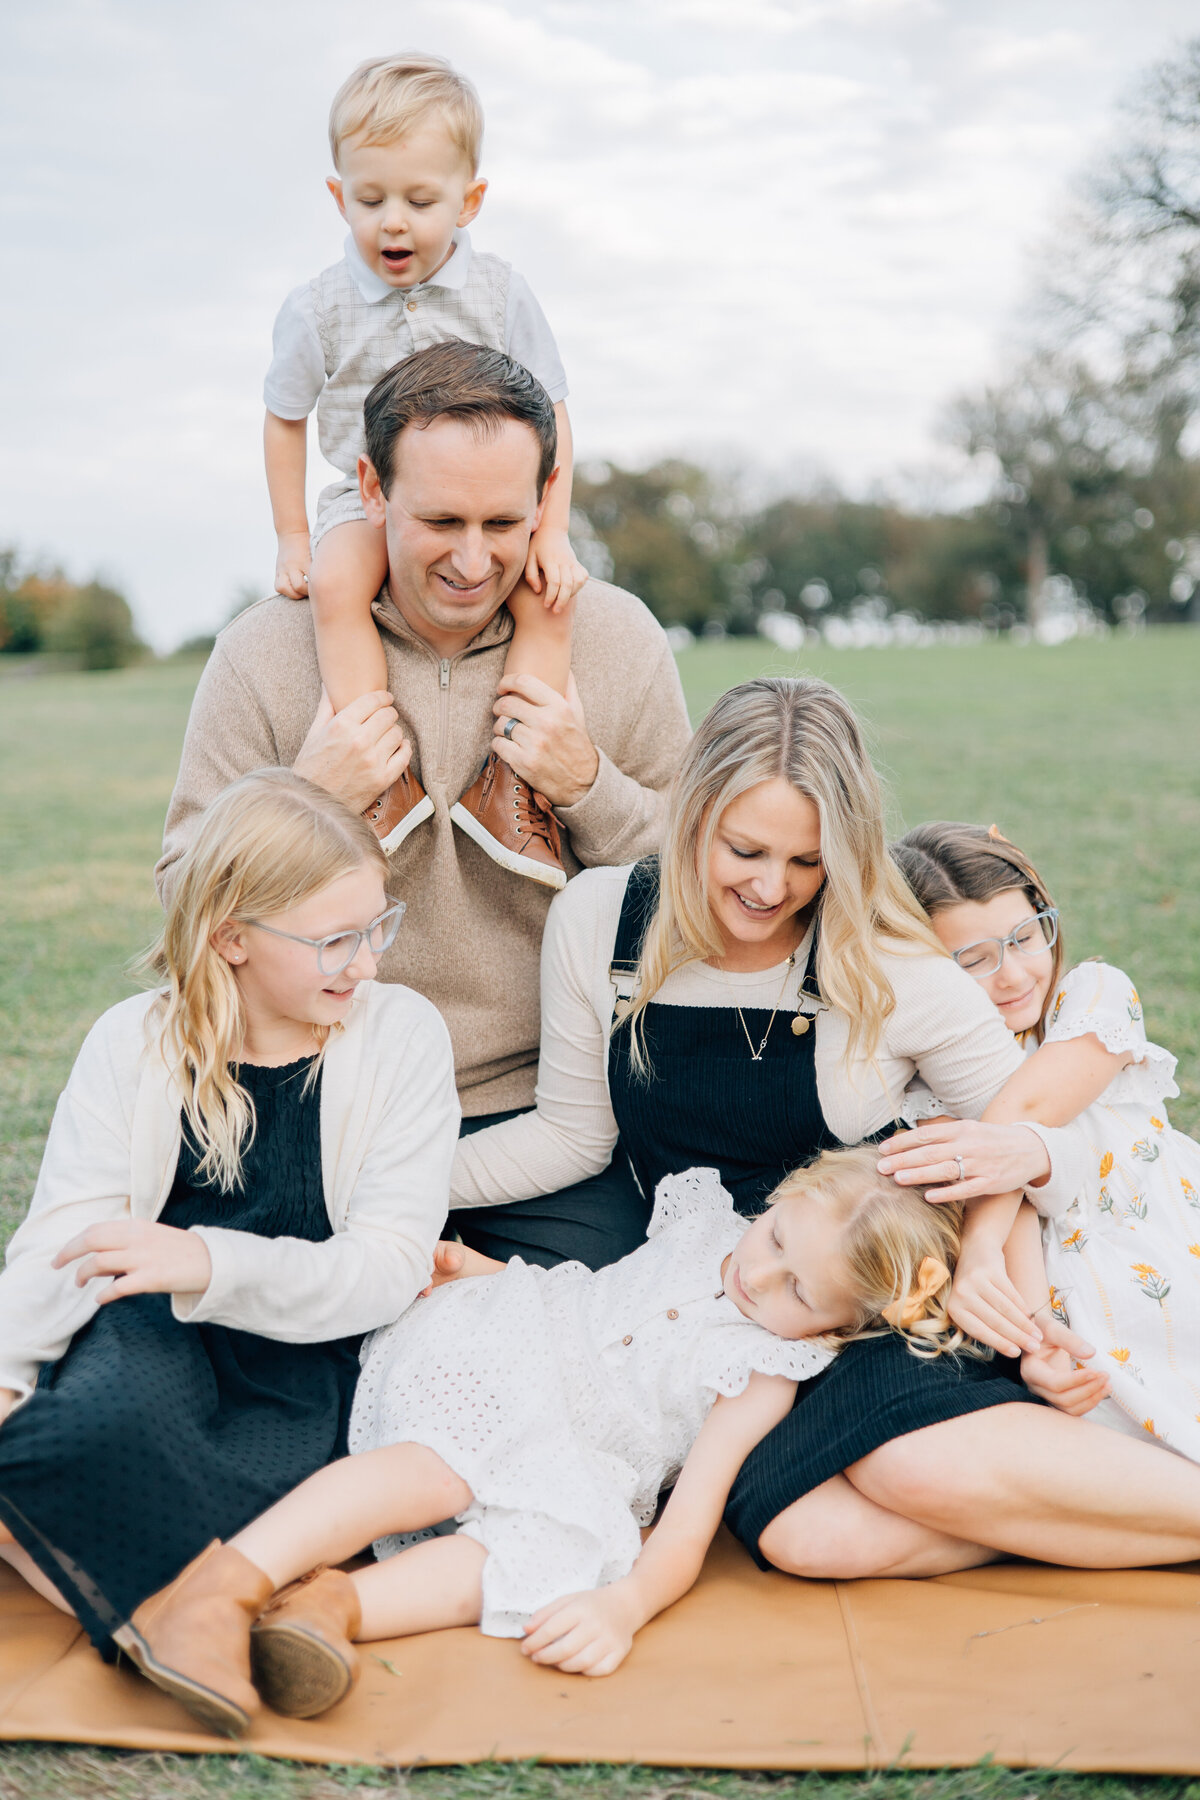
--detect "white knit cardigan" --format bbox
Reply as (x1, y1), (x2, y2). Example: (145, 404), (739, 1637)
(0, 980), (460, 1401)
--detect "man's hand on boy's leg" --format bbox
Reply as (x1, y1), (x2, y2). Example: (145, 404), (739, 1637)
(275, 531), (312, 599)
(494, 673), (599, 808)
(294, 689), (412, 812)
(525, 525), (588, 613)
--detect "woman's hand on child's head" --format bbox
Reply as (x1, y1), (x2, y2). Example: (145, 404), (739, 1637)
(53, 1220), (213, 1304)
(275, 532), (312, 600)
(521, 1583), (639, 1677)
(877, 1119), (1050, 1202)
(1021, 1317), (1110, 1416)
(524, 526), (588, 614)
(947, 1239), (1043, 1358)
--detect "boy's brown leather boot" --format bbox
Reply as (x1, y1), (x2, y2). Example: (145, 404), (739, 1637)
(363, 766), (435, 854)
(450, 753), (566, 889)
(113, 1541), (273, 1737)
(250, 1566), (363, 1718)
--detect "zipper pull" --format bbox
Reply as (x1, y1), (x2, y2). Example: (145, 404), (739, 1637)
(440, 658), (451, 688)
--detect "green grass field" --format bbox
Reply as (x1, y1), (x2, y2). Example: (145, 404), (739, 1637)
(0, 631), (1198, 1795)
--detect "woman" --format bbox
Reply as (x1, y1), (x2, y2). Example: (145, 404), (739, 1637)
(452, 678), (1200, 1578)
(0, 770), (458, 1734)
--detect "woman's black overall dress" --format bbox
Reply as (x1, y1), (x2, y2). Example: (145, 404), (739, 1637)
(0, 1058), (361, 1654)
(606, 859), (1031, 1566)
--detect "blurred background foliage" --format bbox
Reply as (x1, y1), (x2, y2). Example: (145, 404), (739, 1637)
(0, 549), (144, 669)
(569, 40), (1200, 639)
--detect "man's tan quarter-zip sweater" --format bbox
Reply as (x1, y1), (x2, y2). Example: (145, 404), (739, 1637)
(157, 578), (693, 1115)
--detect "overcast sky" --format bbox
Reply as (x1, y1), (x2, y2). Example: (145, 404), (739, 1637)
(2, 0), (1196, 648)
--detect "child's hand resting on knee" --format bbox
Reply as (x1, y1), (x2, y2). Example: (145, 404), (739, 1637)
(275, 531), (312, 600)
(525, 524), (587, 614)
(521, 1582), (639, 1677)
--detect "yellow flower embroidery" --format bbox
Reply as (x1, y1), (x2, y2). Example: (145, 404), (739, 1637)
(1131, 1138), (1160, 1164)
(1132, 1263), (1171, 1302)
(1109, 1347), (1131, 1364)
(1050, 991), (1066, 1026)
(1142, 1418), (1159, 1437)
(1150, 1116), (1165, 1131)
(1128, 988), (1143, 1023)
(1048, 1287), (1069, 1322)
(1061, 1228), (1086, 1252)
(1099, 1151), (1114, 1179)
(1098, 1186), (1116, 1215)
(1183, 1179), (1198, 1208)
(1127, 1193), (1148, 1221)
(1190, 1245), (1200, 1259)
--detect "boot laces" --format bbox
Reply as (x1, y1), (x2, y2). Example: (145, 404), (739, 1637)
(512, 779), (556, 849)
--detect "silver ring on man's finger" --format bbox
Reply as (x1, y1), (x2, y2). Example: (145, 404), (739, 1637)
(502, 717), (518, 740)
(954, 1155), (966, 1183)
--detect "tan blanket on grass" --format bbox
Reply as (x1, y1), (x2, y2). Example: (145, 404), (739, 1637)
(1, 1533), (1197, 1772)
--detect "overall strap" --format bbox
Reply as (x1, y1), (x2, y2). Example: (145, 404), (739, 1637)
(609, 857), (660, 1017)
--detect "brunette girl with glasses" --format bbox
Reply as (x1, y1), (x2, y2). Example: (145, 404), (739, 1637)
(886, 821), (1200, 1465)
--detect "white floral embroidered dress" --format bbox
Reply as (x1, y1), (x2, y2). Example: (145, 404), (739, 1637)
(1036, 962), (1200, 1459)
(349, 1167), (830, 1636)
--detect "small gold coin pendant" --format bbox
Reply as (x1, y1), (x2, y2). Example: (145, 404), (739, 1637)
(791, 1014), (810, 1036)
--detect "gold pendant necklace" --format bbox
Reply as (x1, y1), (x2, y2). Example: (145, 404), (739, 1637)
(726, 950), (797, 1062)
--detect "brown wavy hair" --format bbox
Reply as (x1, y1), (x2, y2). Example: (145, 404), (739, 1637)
(892, 822), (1063, 1042)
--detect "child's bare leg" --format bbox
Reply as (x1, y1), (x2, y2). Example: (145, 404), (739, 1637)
(504, 579), (573, 697)
(351, 1532), (485, 1640)
(231, 1444), (472, 1593)
(308, 521), (390, 715)
(0, 1541), (74, 1613)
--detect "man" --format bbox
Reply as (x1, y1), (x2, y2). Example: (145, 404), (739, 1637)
(158, 341), (693, 1267)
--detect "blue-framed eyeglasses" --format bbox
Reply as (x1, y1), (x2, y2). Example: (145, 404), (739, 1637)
(246, 901), (406, 976)
(952, 909), (1059, 979)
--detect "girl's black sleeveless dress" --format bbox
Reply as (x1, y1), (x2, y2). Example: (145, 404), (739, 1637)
(606, 859), (1033, 1565)
(0, 1058), (361, 1655)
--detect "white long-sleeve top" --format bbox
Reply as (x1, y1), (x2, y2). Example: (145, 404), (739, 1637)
(452, 864), (1085, 1210)
(0, 980), (460, 1402)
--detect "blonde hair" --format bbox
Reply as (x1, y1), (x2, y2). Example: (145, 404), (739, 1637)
(329, 53), (483, 173)
(141, 770), (389, 1192)
(893, 822), (1064, 1045)
(623, 677), (943, 1074)
(770, 1145), (982, 1360)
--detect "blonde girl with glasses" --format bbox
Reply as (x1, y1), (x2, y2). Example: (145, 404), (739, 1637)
(885, 821), (1200, 1464)
(0, 769), (458, 1736)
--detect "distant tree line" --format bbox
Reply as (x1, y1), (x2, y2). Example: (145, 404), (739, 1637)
(0, 550), (143, 670)
(573, 41), (1200, 637)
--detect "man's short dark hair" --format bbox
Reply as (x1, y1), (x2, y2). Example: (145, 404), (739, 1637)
(363, 340), (558, 498)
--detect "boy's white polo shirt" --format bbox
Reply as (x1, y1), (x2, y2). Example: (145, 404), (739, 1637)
(264, 230), (568, 421)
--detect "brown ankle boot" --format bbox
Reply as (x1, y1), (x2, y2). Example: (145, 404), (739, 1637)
(250, 1566), (362, 1718)
(113, 1541), (273, 1737)
(450, 754), (566, 889)
(363, 766), (434, 854)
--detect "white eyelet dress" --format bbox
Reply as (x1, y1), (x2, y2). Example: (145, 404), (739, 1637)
(349, 1167), (830, 1637)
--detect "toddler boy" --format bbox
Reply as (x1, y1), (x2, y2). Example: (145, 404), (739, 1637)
(263, 53), (584, 885)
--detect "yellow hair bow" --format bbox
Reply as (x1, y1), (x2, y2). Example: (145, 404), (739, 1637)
(881, 1256), (951, 1330)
